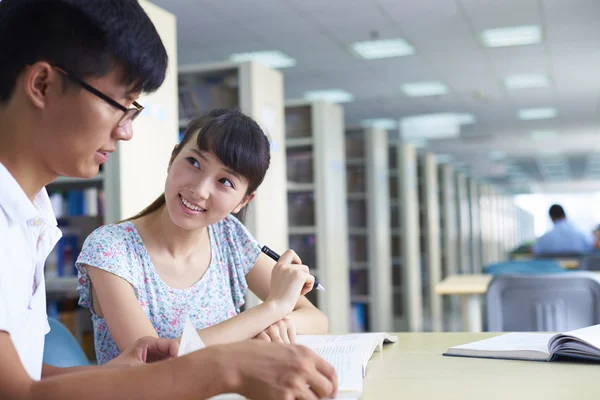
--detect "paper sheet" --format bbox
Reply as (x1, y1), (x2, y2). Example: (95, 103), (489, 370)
(178, 318), (246, 399)
(177, 316), (206, 357)
(450, 332), (553, 355)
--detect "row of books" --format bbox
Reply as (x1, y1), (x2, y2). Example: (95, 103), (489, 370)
(284, 106), (312, 138)
(45, 189), (105, 278)
(178, 75), (239, 120)
(48, 189), (103, 218)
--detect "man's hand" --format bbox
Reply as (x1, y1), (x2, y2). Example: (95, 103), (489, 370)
(253, 318), (297, 343)
(106, 336), (179, 367)
(218, 340), (337, 400)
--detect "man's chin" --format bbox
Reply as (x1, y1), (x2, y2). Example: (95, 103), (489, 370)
(63, 166), (101, 180)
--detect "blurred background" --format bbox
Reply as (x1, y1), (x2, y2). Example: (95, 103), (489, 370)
(43, 0), (600, 360)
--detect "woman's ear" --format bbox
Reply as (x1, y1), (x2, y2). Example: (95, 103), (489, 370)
(233, 192), (256, 214)
(167, 144), (179, 172)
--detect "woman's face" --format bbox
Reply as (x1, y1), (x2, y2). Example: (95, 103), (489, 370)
(164, 139), (253, 230)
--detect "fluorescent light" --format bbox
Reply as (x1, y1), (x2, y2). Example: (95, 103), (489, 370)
(360, 118), (398, 130)
(505, 74), (549, 90)
(350, 38), (415, 60)
(481, 25), (542, 48)
(490, 150), (506, 161)
(530, 130), (558, 140)
(304, 89), (354, 103)
(406, 138), (428, 149)
(229, 50), (296, 69)
(401, 113), (460, 139)
(401, 81), (448, 97)
(436, 154), (454, 163)
(456, 113), (476, 125)
(400, 113), (474, 140)
(510, 174), (529, 183)
(538, 149), (563, 158)
(518, 107), (557, 120)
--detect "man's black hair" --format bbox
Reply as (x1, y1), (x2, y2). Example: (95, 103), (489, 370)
(549, 204), (566, 221)
(0, 0), (168, 104)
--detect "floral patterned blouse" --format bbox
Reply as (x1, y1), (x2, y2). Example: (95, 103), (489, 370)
(76, 215), (260, 364)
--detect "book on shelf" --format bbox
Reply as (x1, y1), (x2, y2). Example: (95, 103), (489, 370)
(444, 324), (600, 362)
(178, 74), (239, 120)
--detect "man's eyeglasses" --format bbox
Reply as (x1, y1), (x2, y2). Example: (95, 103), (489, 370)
(53, 66), (144, 127)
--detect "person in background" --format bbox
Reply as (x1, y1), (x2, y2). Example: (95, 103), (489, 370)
(76, 109), (328, 365)
(532, 204), (594, 255)
(0, 1), (337, 399)
(592, 225), (600, 249)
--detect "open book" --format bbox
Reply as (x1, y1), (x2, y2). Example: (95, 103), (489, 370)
(296, 333), (397, 396)
(444, 324), (600, 362)
(178, 317), (396, 399)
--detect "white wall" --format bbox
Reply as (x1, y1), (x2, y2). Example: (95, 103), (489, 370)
(515, 192), (600, 238)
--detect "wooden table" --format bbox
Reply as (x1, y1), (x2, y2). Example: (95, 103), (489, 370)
(434, 274), (491, 332)
(361, 332), (600, 399)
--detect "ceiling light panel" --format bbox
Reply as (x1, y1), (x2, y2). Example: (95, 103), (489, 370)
(350, 38), (416, 60)
(518, 108), (557, 120)
(401, 81), (448, 97)
(481, 25), (542, 48)
(505, 74), (549, 90)
(303, 89), (355, 103)
(229, 50), (296, 69)
(530, 130), (558, 140)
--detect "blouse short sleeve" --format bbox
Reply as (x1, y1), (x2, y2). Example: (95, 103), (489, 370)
(75, 223), (141, 312)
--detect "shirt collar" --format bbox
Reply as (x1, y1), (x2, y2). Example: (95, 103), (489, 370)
(0, 162), (58, 227)
(554, 219), (568, 226)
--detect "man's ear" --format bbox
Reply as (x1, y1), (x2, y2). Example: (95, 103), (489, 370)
(233, 192), (256, 214)
(24, 61), (56, 109)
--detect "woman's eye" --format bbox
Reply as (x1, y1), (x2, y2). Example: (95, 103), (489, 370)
(186, 157), (200, 169)
(220, 178), (234, 188)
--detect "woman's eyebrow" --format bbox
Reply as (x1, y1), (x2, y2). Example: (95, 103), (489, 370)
(190, 149), (242, 180)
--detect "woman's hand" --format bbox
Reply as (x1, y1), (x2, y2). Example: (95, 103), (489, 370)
(253, 318), (297, 343)
(264, 250), (314, 316)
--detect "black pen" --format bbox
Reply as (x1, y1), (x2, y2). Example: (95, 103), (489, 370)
(260, 245), (325, 291)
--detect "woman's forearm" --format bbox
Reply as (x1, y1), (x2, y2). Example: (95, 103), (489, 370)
(196, 301), (286, 346)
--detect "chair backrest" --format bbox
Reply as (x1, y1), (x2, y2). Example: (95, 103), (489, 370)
(580, 253), (600, 271)
(534, 252), (586, 260)
(483, 259), (565, 275)
(486, 272), (600, 332)
(43, 318), (90, 367)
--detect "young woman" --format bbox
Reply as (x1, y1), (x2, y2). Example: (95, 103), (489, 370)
(76, 108), (328, 364)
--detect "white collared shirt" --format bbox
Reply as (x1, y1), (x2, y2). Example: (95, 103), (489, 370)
(0, 162), (62, 380)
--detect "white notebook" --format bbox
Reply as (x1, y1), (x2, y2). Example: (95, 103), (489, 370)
(178, 320), (396, 399)
(444, 324), (600, 362)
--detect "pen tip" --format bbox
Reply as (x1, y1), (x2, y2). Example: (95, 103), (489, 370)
(316, 284), (325, 292)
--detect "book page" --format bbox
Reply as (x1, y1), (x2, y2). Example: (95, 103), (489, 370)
(300, 340), (364, 393)
(549, 324), (600, 356)
(297, 332), (396, 388)
(446, 333), (553, 361)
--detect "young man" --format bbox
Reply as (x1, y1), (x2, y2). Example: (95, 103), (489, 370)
(0, 1), (337, 399)
(532, 204), (593, 255)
